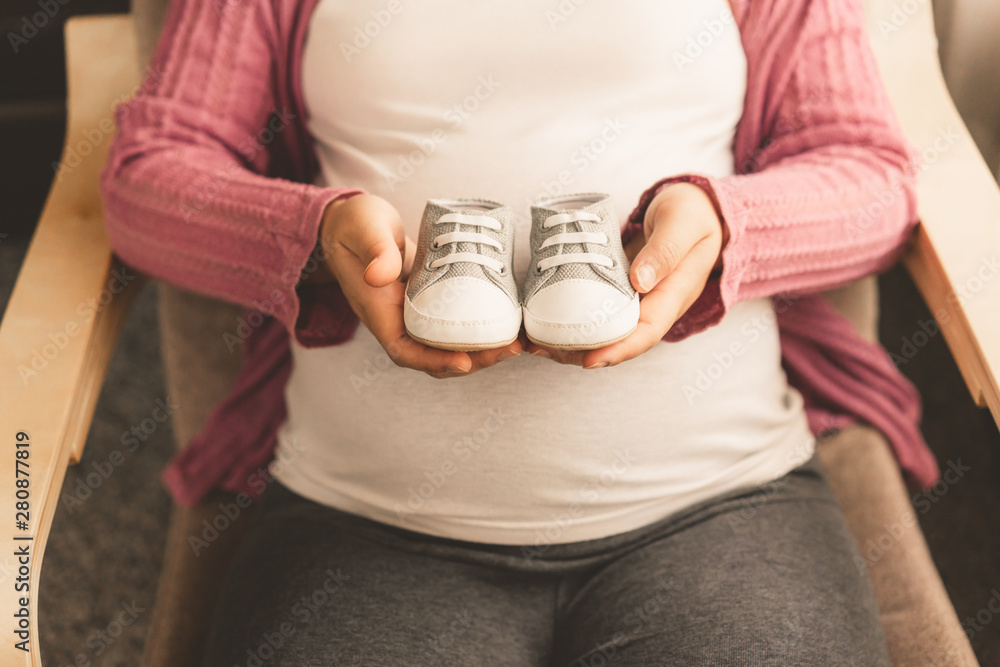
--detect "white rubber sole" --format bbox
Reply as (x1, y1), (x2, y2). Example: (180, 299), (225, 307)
(404, 294), (522, 351)
(523, 293), (640, 350)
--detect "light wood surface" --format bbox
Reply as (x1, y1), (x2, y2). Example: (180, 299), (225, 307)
(865, 0), (1000, 424)
(0, 15), (142, 665)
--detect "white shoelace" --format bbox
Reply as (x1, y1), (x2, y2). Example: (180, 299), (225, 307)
(428, 213), (505, 274)
(536, 211), (613, 273)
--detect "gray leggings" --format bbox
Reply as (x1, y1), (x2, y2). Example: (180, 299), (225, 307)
(202, 454), (890, 666)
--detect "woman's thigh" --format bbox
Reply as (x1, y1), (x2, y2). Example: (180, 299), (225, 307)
(201, 484), (552, 667)
(552, 489), (890, 666)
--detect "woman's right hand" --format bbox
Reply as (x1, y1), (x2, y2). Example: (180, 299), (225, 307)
(318, 194), (523, 378)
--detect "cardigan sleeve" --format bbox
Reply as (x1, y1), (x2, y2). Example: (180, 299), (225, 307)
(623, 0), (919, 342)
(99, 0), (362, 341)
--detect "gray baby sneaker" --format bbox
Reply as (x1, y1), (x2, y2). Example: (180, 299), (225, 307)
(523, 193), (639, 349)
(404, 199), (521, 350)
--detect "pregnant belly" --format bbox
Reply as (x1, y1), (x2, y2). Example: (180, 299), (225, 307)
(274, 298), (815, 543)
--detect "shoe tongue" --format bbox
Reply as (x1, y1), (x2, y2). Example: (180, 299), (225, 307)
(541, 202), (606, 282)
(444, 206), (498, 281)
(453, 210), (480, 256)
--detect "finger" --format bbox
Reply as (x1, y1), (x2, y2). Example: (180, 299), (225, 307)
(335, 199), (406, 287)
(630, 208), (711, 294)
(337, 251), (473, 374)
(527, 341), (608, 367)
(400, 235), (417, 281)
(425, 342), (523, 379)
(466, 341), (524, 371)
(585, 245), (716, 367)
(524, 333), (569, 362)
(578, 288), (681, 369)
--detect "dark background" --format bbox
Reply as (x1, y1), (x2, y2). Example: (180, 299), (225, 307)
(1, 1), (999, 665)
(1, 0), (129, 237)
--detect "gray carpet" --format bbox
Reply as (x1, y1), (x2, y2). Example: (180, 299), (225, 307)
(880, 266), (1000, 666)
(1, 234), (998, 665)
(2, 238), (173, 666)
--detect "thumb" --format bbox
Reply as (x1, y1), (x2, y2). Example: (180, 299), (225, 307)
(361, 231), (405, 288)
(630, 189), (710, 294)
(336, 196), (406, 287)
(630, 221), (689, 294)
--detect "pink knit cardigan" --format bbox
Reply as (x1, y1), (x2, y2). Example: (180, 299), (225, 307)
(100, 0), (940, 507)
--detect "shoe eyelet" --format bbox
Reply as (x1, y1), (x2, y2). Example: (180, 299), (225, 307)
(497, 266), (507, 276)
(535, 265), (543, 274)
(431, 241), (440, 250)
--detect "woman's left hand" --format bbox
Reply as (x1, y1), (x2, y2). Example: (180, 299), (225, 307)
(526, 182), (727, 368)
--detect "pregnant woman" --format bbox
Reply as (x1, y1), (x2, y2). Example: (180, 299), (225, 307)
(101, 0), (935, 664)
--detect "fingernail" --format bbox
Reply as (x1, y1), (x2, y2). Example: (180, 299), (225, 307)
(584, 361), (609, 370)
(448, 363), (471, 373)
(637, 264), (656, 291)
(497, 348), (521, 362)
(364, 258), (378, 276)
(531, 349), (551, 359)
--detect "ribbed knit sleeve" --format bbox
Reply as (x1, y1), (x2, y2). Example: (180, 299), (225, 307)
(99, 0), (362, 339)
(623, 0), (919, 342)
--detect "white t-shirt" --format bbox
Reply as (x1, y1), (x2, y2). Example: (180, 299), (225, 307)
(273, 0), (816, 545)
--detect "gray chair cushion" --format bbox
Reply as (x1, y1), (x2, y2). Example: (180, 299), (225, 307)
(819, 424), (978, 666)
(157, 285), (244, 448)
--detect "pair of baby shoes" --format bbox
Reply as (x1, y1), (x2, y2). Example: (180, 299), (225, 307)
(403, 194), (639, 351)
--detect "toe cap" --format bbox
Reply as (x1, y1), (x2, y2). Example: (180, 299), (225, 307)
(411, 276), (517, 322)
(525, 279), (633, 325)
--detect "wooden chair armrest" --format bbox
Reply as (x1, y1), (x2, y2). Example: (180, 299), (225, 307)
(0, 14), (141, 663)
(868, 0), (1000, 425)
